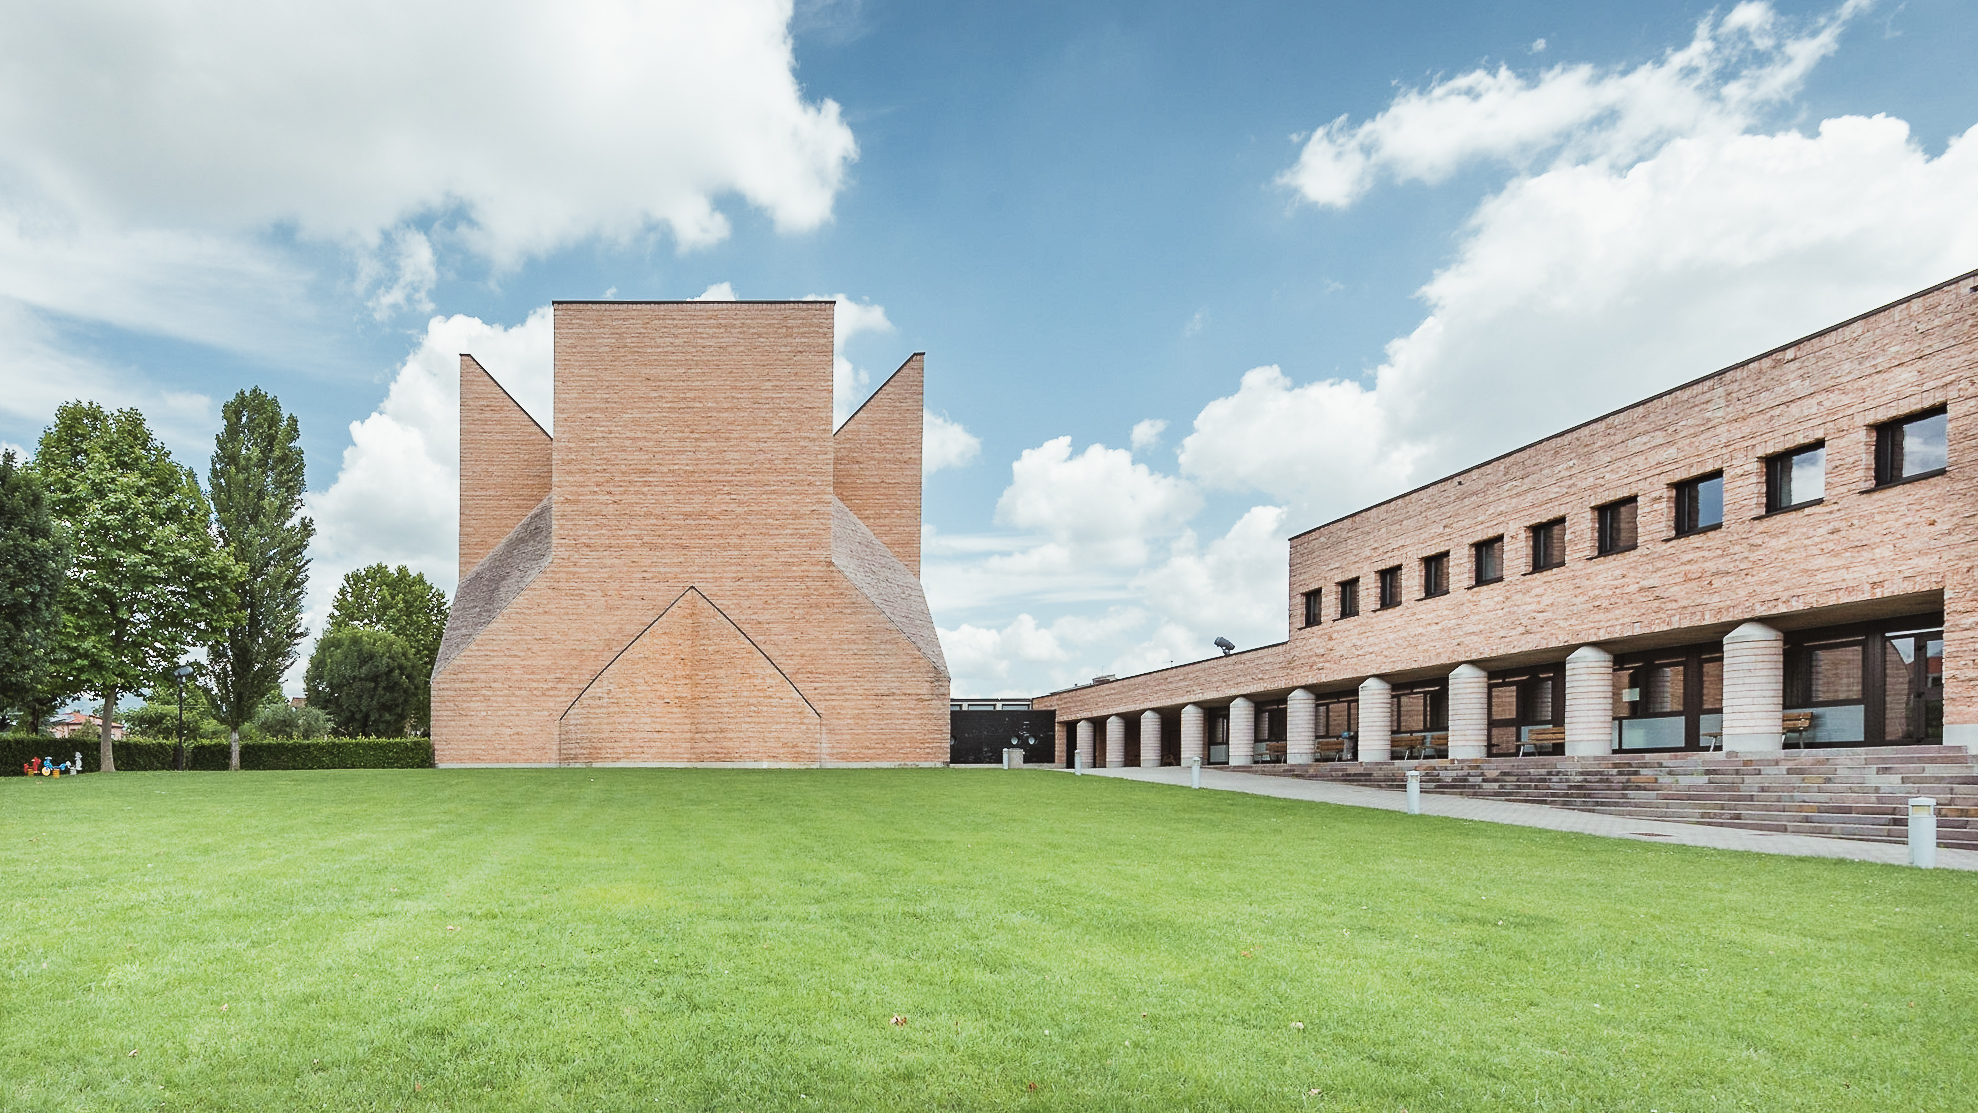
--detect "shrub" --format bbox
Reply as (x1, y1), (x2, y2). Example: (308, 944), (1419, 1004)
(1, 735), (432, 774)
(305, 627), (421, 737)
(253, 700), (331, 740)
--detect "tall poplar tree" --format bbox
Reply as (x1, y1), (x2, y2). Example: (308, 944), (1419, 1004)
(0, 450), (68, 732)
(205, 388), (313, 770)
(32, 402), (238, 771)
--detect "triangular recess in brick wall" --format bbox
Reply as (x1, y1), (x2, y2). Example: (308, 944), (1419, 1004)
(557, 587), (822, 764)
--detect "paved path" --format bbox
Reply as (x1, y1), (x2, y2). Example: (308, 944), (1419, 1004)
(1058, 764), (1978, 871)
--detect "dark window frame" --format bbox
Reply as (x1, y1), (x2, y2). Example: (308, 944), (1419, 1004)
(1595, 497), (1638, 557)
(1528, 518), (1565, 572)
(1420, 551), (1449, 598)
(1873, 407), (1948, 488)
(1376, 565), (1403, 609)
(1764, 441), (1827, 513)
(1672, 471), (1725, 537)
(1336, 577), (1360, 619)
(1300, 588), (1322, 628)
(1471, 536), (1504, 586)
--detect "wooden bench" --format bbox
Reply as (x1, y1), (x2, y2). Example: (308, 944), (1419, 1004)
(1316, 735), (1350, 761)
(1392, 732), (1448, 759)
(1520, 726), (1566, 756)
(1705, 713), (1816, 751)
(1260, 741), (1289, 763)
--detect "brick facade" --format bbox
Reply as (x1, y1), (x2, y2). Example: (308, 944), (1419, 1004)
(432, 302), (950, 766)
(1037, 271), (1978, 757)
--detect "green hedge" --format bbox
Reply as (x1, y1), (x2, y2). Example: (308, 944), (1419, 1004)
(2, 735), (433, 774)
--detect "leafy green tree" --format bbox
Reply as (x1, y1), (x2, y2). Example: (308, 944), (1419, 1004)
(31, 402), (239, 771)
(0, 450), (68, 733)
(204, 388), (313, 770)
(252, 697), (331, 740)
(323, 564), (449, 732)
(304, 627), (421, 737)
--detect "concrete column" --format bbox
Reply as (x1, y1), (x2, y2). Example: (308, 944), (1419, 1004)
(1104, 715), (1127, 768)
(1075, 720), (1095, 768)
(1228, 697), (1256, 766)
(1565, 646), (1614, 756)
(1357, 677), (1392, 762)
(1723, 621), (1785, 752)
(1180, 704), (1204, 765)
(1448, 663), (1488, 760)
(1139, 710), (1163, 768)
(1286, 688), (1316, 764)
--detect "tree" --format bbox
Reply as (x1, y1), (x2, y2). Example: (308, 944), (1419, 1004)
(304, 627), (421, 737)
(0, 450), (68, 733)
(204, 388), (313, 770)
(323, 564), (449, 732)
(30, 402), (239, 771)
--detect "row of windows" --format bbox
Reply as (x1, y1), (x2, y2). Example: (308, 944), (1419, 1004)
(1299, 407), (1949, 627)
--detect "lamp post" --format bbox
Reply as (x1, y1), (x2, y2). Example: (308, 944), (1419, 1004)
(173, 664), (194, 772)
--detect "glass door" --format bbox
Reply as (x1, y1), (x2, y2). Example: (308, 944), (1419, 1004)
(1882, 628), (1944, 744)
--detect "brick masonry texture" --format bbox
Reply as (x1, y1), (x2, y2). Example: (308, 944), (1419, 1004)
(833, 354), (925, 574)
(432, 302), (950, 765)
(1037, 271), (1978, 739)
(458, 356), (552, 583)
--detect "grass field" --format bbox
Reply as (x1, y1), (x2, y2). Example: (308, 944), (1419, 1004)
(2, 768), (1974, 1111)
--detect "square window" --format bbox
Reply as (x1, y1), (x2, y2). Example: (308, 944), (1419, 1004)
(1421, 552), (1449, 597)
(1336, 577), (1359, 619)
(1875, 408), (1947, 485)
(1377, 566), (1402, 609)
(1596, 498), (1638, 555)
(1473, 536), (1503, 585)
(1529, 519), (1565, 571)
(1765, 443), (1826, 511)
(1301, 588), (1322, 628)
(1673, 472), (1724, 536)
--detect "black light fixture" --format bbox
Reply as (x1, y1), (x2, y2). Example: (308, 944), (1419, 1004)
(173, 664), (195, 772)
(1214, 637), (1235, 657)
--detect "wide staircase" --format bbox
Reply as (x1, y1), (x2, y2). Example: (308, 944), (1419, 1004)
(1245, 745), (1978, 850)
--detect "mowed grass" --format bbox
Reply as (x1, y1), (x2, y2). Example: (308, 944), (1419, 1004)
(2, 770), (1974, 1112)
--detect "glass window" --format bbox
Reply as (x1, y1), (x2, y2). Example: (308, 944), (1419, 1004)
(1336, 578), (1359, 619)
(1596, 498), (1637, 555)
(1421, 552), (1448, 597)
(1529, 519), (1565, 571)
(1766, 443), (1826, 511)
(1876, 408), (1948, 484)
(1301, 589), (1322, 628)
(1674, 472), (1724, 536)
(1473, 536), (1503, 585)
(1377, 566), (1402, 609)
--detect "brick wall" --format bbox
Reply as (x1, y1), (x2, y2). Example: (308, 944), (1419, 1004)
(458, 355), (551, 582)
(834, 354), (925, 574)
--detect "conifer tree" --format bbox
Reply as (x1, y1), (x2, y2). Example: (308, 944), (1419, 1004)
(204, 388), (313, 770)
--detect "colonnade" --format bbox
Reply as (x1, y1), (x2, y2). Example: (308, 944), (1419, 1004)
(1069, 620), (1790, 766)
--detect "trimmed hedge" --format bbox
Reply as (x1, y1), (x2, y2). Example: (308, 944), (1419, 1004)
(2, 735), (433, 774)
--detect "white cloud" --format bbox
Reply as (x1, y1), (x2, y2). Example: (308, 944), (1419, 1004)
(363, 229), (439, 320)
(923, 411), (981, 476)
(994, 437), (1200, 568)
(303, 307), (553, 653)
(1131, 505), (1288, 649)
(1279, 1), (1865, 208)
(808, 293), (895, 425)
(1129, 418), (1168, 452)
(693, 282), (739, 301)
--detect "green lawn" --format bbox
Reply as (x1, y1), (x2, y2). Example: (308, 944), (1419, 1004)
(2, 769), (1972, 1112)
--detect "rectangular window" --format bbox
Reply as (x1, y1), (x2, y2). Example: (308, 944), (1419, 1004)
(1377, 566), (1402, 609)
(1875, 407), (1948, 485)
(1473, 536), (1503, 585)
(1766, 443), (1826, 511)
(1596, 497), (1638, 555)
(1529, 519), (1565, 571)
(1336, 578), (1359, 619)
(1420, 552), (1449, 598)
(1300, 588), (1322, 628)
(1673, 472), (1724, 536)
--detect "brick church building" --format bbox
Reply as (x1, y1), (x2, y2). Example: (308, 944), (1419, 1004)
(431, 301), (950, 766)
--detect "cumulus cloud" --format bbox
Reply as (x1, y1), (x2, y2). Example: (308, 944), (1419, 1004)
(1129, 418), (1167, 452)
(693, 282), (739, 302)
(1280, 1), (1865, 208)
(304, 307), (553, 650)
(923, 412), (981, 476)
(994, 437), (1200, 568)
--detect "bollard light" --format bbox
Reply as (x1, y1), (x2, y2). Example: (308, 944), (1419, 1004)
(1406, 769), (1422, 815)
(1191, 756), (1202, 790)
(1075, 750), (1083, 776)
(1003, 748), (1011, 771)
(1909, 797), (1937, 869)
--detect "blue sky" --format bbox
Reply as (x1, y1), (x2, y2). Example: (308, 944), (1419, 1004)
(2, 0), (1975, 696)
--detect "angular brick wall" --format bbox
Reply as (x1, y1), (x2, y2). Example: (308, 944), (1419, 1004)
(834, 354), (925, 574)
(458, 355), (551, 582)
(432, 302), (949, 766)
